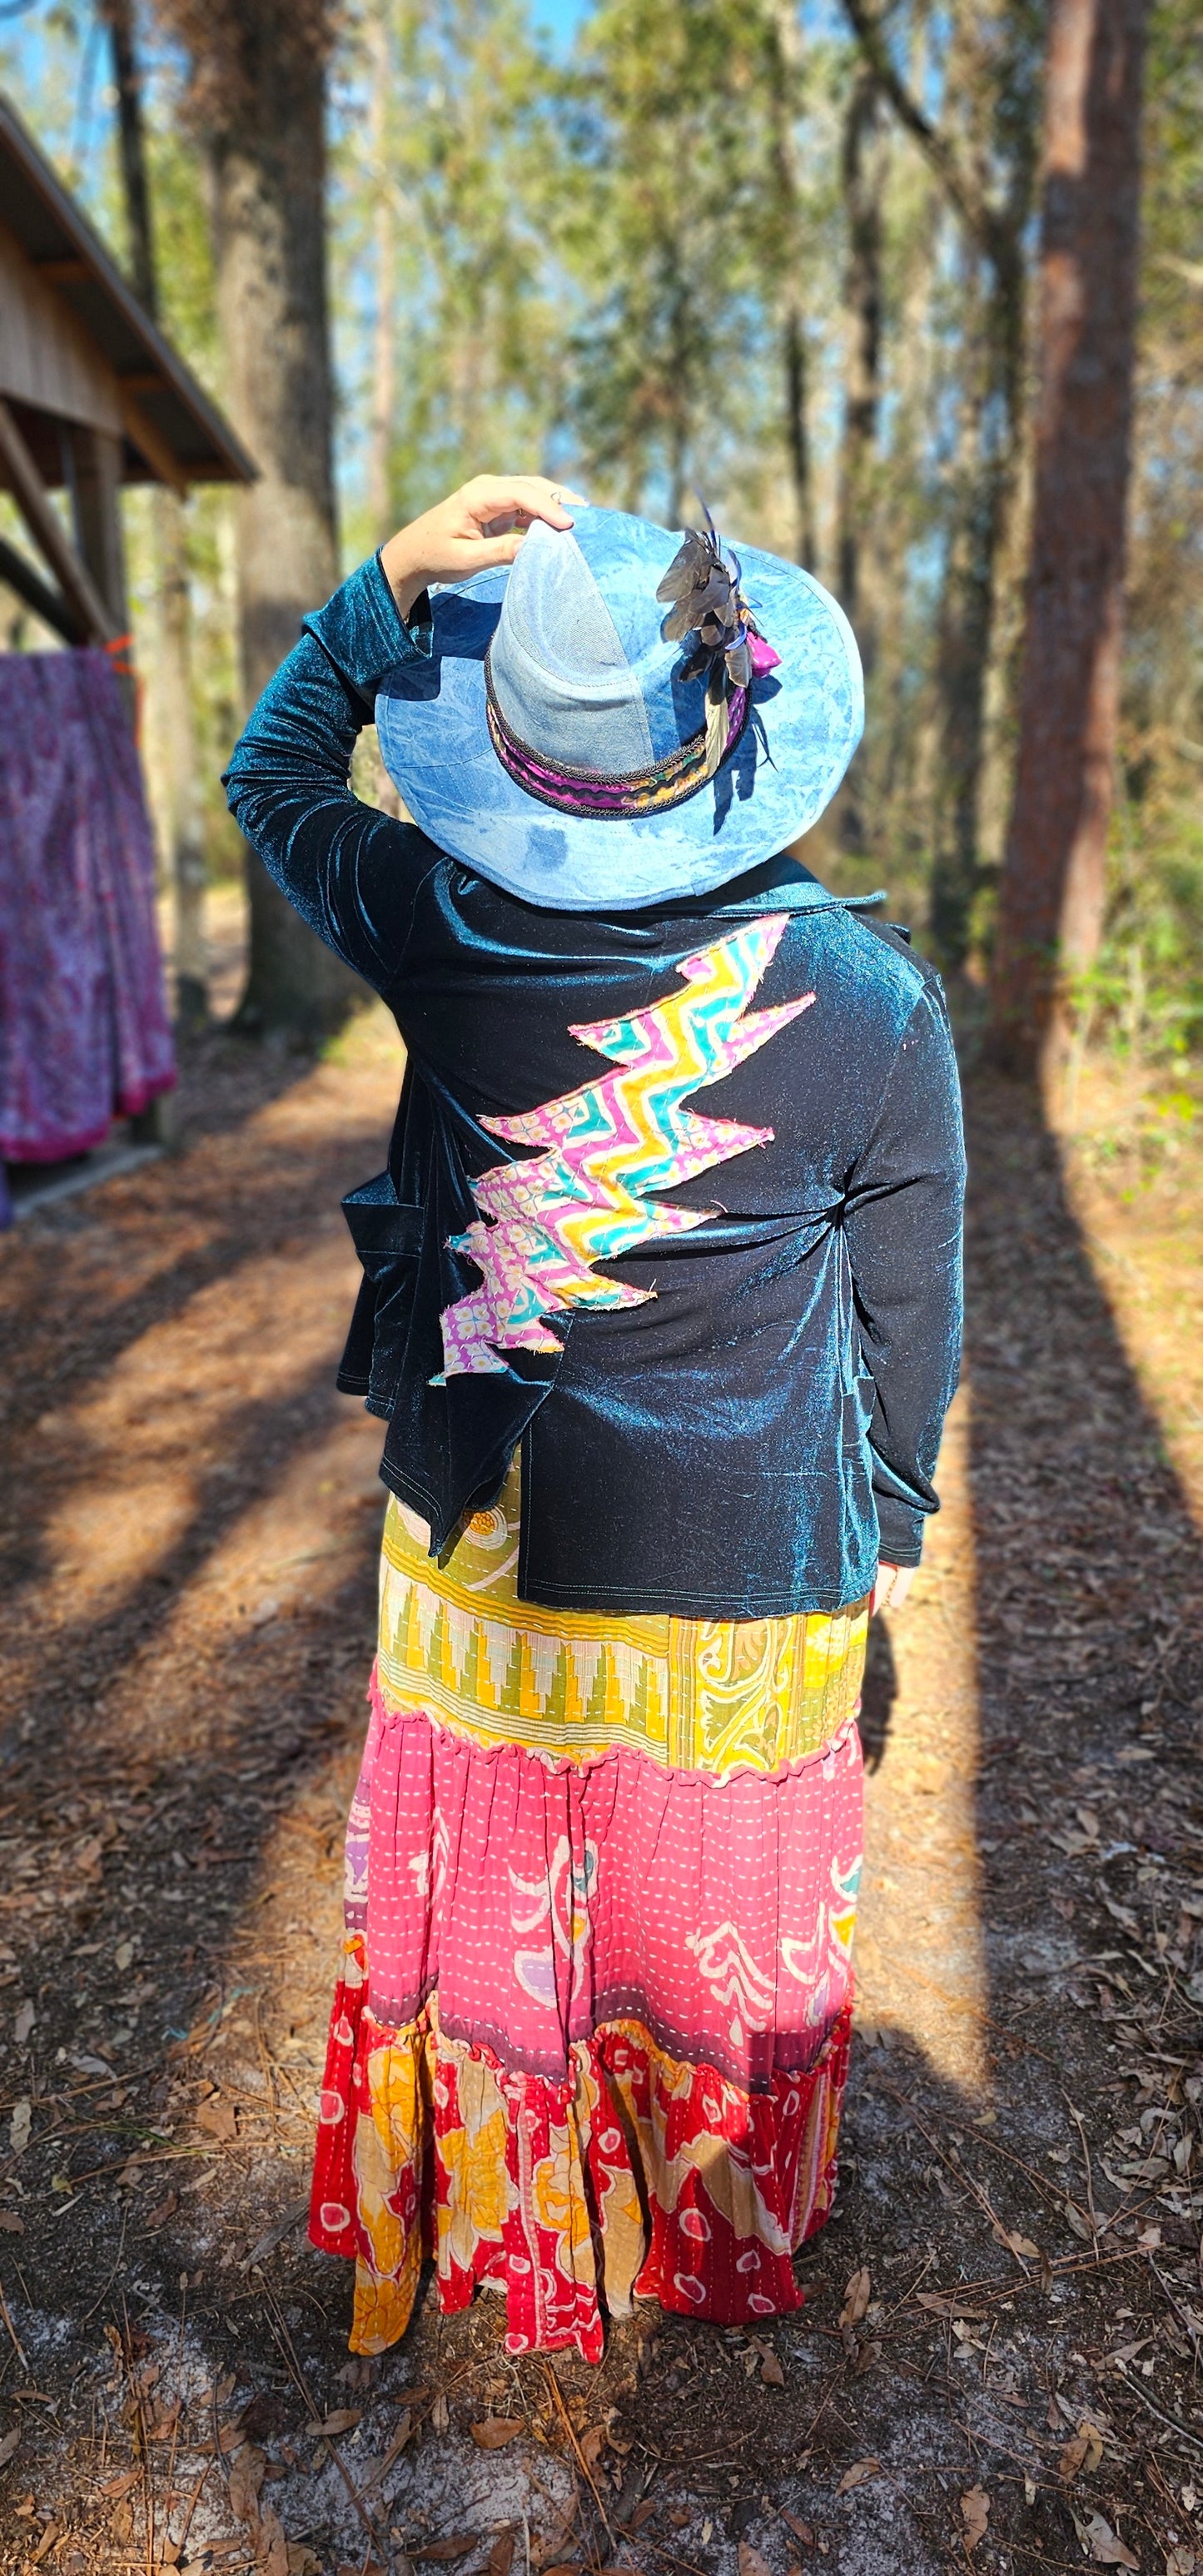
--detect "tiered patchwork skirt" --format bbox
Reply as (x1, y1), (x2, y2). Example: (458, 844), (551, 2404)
(310, 1465), (866, 2360)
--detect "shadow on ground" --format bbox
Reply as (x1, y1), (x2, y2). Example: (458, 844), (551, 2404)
(1, 1048), (1202, 2576)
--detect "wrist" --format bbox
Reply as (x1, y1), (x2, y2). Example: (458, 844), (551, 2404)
(379, 531), (427, 621)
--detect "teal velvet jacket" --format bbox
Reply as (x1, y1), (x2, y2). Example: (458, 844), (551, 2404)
(224, 556), (966, 1618)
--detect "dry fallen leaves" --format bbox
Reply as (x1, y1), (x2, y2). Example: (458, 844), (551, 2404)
(411, 2540), (476, 2563)
(1081, 2513), (1138, 2569)
(1058, 2422), (1105, 2483)
(781, 2513), (815, 2548)
(470, 2419), (524, 2449)
(738, 2544), (774, 2576)
(835, 2459), (879, 2494)
(0, 2210), (23, 2235)
(368, 2408), (412, 2484)
(838, 2268), (871, 2330)
(995, 2225), (1041, 2261)
(257, 2504), (289, 2576)
(960, 2488), (990, 2553)
(488, 2538), (515, 2576)
(196, 2096), (238, 2143)
(303, 2408), (361, 2439)
(227, 2443), (267, 2527)
(0, 2427), (21, 2469)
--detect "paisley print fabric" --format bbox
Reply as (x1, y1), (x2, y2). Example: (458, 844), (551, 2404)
(378, 1466), (868, 1777)
(339, 1675), (861, 2086)
(311, 1942), (850, 2360)
(0, 649), (175, 1161)
(311, 1455), (865, 2359)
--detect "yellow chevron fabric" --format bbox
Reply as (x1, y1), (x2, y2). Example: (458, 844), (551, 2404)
(375, 1456), (867, 1779)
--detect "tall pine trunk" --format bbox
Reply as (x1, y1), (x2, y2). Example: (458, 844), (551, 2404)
(834, 61), (884, 850)
(102, 0), (208, 1023)
(208, 20), (361, 1035)
(367, 2), (395, 547)
(927, 236), (1027, 966)
(766, 0), (816, 571)
(150, 0), (363, 1035)
(835, 61), (882, 634)
(989, 0), (1149, 1072)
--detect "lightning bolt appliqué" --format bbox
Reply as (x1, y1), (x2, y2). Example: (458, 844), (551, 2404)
(437, 912), (815, 1380)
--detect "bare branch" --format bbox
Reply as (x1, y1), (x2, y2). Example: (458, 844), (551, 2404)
(840, 0), (1005, 264)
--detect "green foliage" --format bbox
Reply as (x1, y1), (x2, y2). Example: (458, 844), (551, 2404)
(332, 0), (569, 554)
(1069, 770), (1203, 1065)
(2, 0), (1201, 1050)
(560, 0), (774, 518)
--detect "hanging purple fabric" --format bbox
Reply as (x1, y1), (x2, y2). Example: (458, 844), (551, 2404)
(0, 649), (176, 1161)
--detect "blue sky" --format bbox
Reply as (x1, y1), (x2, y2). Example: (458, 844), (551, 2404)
(533, 0), (587, 54)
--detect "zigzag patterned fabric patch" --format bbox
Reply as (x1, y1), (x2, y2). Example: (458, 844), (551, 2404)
(436, 912), (814, 1380)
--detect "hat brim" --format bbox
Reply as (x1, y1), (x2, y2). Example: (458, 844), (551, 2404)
(375, 540), (862, 913)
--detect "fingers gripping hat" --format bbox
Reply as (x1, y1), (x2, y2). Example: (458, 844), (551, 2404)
(375, 503), (862, 912)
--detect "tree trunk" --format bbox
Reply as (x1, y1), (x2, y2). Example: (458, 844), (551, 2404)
(927, 241), (1027, 966)
(367, 1), (395, 547)
(766, 0), (816, 571)
(835, 62), (883, 634)
(103, 0), (208, 1021)
(206, 35), (362, 1037)
(989, 0), (1149, 1072)
(155, 490), (208, 1023)
(834, 60), (885, 849)
(102, 0), (157, 311)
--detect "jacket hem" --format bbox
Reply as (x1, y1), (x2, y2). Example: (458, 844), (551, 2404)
(511, 1567), (880, 1619)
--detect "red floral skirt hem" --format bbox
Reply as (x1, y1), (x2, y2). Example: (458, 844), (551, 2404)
(310, 1932), (851, 2363)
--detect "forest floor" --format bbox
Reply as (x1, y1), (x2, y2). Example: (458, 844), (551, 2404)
(2, 955), (1203, 2576)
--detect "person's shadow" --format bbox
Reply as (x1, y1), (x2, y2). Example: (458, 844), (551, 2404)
(858, 1610), (897, 1773)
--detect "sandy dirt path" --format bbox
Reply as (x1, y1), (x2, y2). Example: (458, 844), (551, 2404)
(2, 1008), (1202, 2576)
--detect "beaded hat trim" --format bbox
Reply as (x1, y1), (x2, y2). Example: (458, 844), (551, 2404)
(484, 649), (750, 821)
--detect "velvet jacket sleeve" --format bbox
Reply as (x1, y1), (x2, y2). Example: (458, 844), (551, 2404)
(221, 555), (436, 992)
(843, 972), (966, 1569)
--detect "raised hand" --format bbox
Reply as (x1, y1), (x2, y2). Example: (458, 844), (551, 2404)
(380, 474), (586, 618)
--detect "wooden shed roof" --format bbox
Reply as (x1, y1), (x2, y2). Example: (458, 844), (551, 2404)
(0, 91), (254, 487)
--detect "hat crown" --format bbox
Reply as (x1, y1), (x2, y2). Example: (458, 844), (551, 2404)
(487, 510), (707, 776)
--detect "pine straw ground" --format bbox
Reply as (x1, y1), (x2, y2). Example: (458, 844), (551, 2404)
(2, 997), (1203, 2576)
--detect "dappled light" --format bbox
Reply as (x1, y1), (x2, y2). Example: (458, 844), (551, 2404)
(4, 1023), (1203, 2574)
(859, 1388), (988, 2098)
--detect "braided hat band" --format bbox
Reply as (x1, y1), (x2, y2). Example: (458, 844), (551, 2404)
(485, 648), (750, 820)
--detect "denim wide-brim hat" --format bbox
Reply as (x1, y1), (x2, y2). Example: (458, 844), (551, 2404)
(375, 502), (862, 913)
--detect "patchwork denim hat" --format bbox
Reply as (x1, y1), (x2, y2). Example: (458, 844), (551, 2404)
(375, 502), (862, 913)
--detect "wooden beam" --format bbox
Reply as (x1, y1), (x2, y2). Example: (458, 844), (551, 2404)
(0, 398), (117, 642)
(119, 386), (188, 494)
(0, 533), (85, 642)
(69, 425), (129, 636)
(32, 255), (90, 282)
(117, 370), (165, 394)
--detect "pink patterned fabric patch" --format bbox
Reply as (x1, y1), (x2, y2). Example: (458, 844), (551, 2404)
(346, 1673), (862, 2091)
(0, 650), (175, 1161)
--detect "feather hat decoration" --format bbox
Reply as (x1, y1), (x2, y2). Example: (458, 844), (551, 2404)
(655, 506), (779, 697)
(375, 502), (863, 912)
